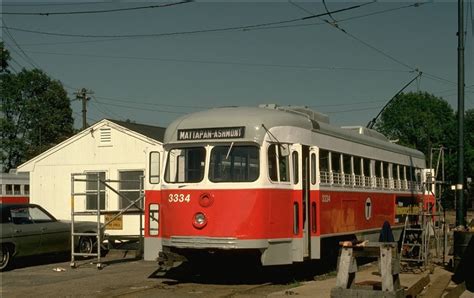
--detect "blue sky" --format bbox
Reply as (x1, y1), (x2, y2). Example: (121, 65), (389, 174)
(2, 1), (473, 129)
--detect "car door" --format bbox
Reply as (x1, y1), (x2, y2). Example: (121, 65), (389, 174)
(28, 205), (70, 254)
(9, 206), (43, 257)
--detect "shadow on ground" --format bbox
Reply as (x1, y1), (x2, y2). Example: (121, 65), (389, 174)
(150, 254), (345, 286)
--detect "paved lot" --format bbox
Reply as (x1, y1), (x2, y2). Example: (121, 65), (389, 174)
(2, 251), (473, 297)
(0, 252), (313, 297)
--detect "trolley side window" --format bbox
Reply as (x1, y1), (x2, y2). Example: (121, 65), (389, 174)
(165, 147), (206, 183)
(268, 144), (289, 182)
(209, 145), (259, 182)
(149, 151), (160, 184)
(319, 149), (330, 184)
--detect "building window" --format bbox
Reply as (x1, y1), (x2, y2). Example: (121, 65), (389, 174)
(119, 170), (144, 210)
(86, 172), (106, 210)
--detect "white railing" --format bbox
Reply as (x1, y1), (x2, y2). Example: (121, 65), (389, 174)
(320, 171), (330, 184)
(333, 172), (343, 186)
(354, 175), (364, 188)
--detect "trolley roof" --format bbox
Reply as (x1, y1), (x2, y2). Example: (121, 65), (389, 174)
(164, 105), (425, 159)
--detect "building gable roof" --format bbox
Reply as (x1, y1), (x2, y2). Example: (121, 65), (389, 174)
(17, 119), (166, 172)
(106, 119), (166, 142)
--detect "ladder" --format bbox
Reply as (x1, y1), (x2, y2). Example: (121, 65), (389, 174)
(400, 214), (427, 265)
(400, 208), (443, 269)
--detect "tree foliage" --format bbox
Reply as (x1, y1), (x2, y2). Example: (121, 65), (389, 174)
(465, 109), (474, 183)
(1, 46), (74, 172)
(1, 42), (10, 74)
(375, 91), (456, 156)
(375, 92), (474, 194)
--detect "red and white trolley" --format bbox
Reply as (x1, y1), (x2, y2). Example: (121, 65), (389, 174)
(144, 104), (435, 266)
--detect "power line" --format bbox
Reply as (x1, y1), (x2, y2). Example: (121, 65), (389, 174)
(8, 2), (424, 48)
(288, 1), (417, 72)
(3, 1), (193, 16)
(0, 2), (374, 38)
(95, 95), (209, 110)
(423, 72), (457, 86)
(2, 22), (40, 70)
(3, 2), (106, 7)
(90, 96), (124, 120)
(2, 24), (79, 91)
(309, 98), (388, 109)
(325, 105), (383, 114)
(94, 98), (188, 115)
(20, 49), (411, 73)
(322, 0), (338, 23)
(244, 2), (428, 32)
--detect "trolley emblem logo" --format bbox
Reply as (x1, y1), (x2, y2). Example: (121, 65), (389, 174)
(365, 197), (372, 220)
(177, 127), (245, 140)
(168, 193), (191, 203)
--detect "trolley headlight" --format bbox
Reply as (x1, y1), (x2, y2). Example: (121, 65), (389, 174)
(193, 212), (207, 229)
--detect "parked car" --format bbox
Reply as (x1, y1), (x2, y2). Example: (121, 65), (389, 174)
(0, 203), (102, 271)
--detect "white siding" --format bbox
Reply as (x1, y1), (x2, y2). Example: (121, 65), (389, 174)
(18, 121), (163, 236)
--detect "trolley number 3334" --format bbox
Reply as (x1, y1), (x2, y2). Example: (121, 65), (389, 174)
(168, 193), (191, 203)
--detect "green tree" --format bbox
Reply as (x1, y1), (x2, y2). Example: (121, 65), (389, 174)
(1, 42), (10, 73)
(374, 91), (456, 157)
(1, 47), (74, 172)
(465, 109), (474, 200)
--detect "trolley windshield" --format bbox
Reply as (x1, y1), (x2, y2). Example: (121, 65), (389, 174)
(209, 145), (259, 182)
(165, 147), (206, 183)
(164, 145), (259, 183)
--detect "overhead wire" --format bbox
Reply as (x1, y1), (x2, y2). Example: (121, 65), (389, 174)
(287, 1), (434, 75)
(2, 0), (193, 16)
(20, 49), (410, 74)
(2, 25), (79, 96)
(2, 21), (40, 70)
(0, 2), (374, 39)
(90, 96), (125, 120)
(325, 105), (383, 114)
(322, 0), (338, 23)
(8, 2), (426, 48)
(94, 99), (188, 115)
(243, 2), (427, 33)
(94, 95), (207, 110)
(3, 2), (106, 7)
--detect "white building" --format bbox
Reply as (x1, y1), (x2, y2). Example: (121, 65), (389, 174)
(17, 119), (165, 236)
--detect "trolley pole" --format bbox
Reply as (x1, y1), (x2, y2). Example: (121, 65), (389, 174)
(456, 0), (465, 228)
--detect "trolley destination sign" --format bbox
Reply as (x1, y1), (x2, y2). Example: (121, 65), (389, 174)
(177, 126), (245, 140)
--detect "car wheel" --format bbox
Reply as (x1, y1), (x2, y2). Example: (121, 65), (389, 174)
(0, 245), (12, 271)
(78, 236), (94, 255)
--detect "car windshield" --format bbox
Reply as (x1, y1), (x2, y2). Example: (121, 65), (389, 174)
(165, 147), (206, 183)
(9, 205), (55, 224)
(209, 145), (259, 182)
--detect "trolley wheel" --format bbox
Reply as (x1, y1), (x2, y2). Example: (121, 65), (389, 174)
(97, 263), (104, 270)
(70, 262), (77, 268)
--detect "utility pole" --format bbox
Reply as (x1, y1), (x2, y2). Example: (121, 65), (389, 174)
(74, 88), (93, 130)
(456, 0), (465, 228)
